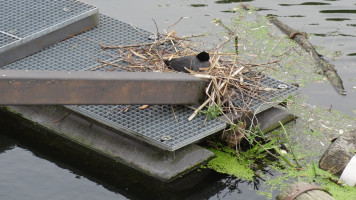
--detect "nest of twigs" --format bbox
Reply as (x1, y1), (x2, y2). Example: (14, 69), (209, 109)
(97, 30), (278, 124)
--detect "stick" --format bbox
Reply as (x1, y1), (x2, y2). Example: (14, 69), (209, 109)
(188, 98), (211, 121)
(188, 66), (244, 121)
(268, 15), (346, 95)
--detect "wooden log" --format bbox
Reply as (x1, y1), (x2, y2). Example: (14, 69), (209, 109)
(319, 129), (356, 175)
(276, 182), (334, 200)
(268, 15), (345, 96)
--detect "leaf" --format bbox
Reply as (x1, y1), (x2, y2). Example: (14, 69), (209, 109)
(138, 105), (149, 110)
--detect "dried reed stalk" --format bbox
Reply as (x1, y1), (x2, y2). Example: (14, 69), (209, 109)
(98, 30), (278, 122)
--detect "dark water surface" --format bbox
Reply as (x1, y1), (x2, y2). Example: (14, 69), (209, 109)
(1, 0), (355, 199)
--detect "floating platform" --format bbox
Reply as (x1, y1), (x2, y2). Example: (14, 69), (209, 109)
(0, 1), (298, 181)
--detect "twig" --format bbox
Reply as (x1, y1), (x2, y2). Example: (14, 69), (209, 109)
(171, 105), (178, 123)
(120, 105), (131, 112)
(168, 17), (184, 30)
(100, 42), (162, 49)
(53, 113), (70, 123)
(188, 98), (211, 121)
(152, 18), (160, 42)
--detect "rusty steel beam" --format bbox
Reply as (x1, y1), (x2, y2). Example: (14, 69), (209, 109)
(0, 70), (206, 105)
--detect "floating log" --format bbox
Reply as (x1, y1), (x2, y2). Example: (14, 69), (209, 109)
(276, 182), (334, 200)
(268, 15), (345, 96)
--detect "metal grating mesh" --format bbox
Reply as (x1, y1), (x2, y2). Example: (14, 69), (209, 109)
(0, 0), (96, 38)
(0, 32), (18, 47)
(2, 14), (227, 151)
(231, 74), (299, 114)
(3, 15), (146, 71)
(70, 105), (226, 151)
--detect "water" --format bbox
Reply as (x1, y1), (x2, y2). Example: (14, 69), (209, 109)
(0, 135), (125, 200)
(1, 0), (355, 199)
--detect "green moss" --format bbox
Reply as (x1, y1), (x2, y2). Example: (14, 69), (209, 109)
(322, 183), (356, 200)
(204, 147), (255, 181)
(205, 4), (356, 200)
(263, 164), (356, 200)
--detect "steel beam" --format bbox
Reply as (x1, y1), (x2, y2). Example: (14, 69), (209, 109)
(0, 70), (206, 105)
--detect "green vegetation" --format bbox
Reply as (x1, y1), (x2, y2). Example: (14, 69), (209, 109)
(199, 103), (223, 120)
(202, 5), (356, 200)
(205, 146), (255, 181)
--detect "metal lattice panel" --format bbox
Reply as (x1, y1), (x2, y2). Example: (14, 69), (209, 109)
(0, 0), (96, 38)
(0, 0), (98, 68)
(2, 14), (227, 151)
(3, 15), (145, 71)
(0, 32), (18, 47)
(231, 74), (299, 114)
(70, 105), (226, 151)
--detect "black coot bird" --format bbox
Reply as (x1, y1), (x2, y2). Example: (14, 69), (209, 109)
(164, 51), (210, 73)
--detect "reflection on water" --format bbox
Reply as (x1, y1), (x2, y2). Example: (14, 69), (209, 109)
(279, 2), (331, 6)
(190, 4), (208, 7)
(0, 121), (267, 200)
(326, 18), (351, 21)
(215, 0), (253, 4)
(320, 9), (356, 14)
(0, 144), (126, 200)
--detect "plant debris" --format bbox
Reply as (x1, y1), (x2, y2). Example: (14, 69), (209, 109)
(97, 28), (283, 126)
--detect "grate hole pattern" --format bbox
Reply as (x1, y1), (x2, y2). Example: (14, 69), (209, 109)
(0, 33), (18, 47)
(69, 105), (226, 150)
(0, 0), (95, 38)
(231, 74), (299, 113)
(4, 15), (152, 71)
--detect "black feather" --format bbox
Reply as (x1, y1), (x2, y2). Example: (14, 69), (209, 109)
(164, 52), (210, 73)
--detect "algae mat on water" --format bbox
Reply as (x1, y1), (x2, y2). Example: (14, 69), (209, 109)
(203, 6), (356, 200)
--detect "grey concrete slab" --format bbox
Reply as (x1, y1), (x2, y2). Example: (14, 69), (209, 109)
(1, 105), (215, 181)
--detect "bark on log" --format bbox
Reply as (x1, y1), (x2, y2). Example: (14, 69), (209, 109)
(319, 129), (356, 175)
(268, 15), (345, 96)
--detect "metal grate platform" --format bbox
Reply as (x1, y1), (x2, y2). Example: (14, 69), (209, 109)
(1, 11), (297, 151)
(0, 0), (98, 67)
(1, 14), (227, 151)
(70, 105), (226, 151)
(3, 15), (145, 71)
(231, 74), (299, 114)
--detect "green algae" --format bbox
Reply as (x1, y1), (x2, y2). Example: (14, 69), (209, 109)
(205, 147), (255, 181)
(212, 6), (326, 86)
(203, 5), (356, 199)
(205, 103), (356, 199)
(263, 164), (356, 200)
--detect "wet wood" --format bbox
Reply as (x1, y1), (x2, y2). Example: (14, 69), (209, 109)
(268, 15), (345, 95)
(276, 182), (334, 200)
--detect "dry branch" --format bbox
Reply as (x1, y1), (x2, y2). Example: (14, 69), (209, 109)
(268, 15), (345, 95)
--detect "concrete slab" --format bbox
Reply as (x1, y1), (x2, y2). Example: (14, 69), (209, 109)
(0, 105), (215, 181)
